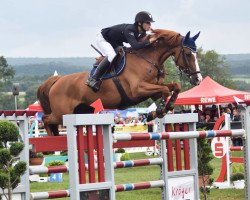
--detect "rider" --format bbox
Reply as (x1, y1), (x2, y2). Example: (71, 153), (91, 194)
(86, 11), (157, 92)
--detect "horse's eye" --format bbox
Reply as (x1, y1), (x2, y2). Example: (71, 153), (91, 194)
(186, 53), (192, 57)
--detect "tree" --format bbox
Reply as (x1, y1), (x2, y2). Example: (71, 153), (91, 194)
(197, 137), (214, 200)
(0, 120), (27, 200)
(197, 48), (235, 89)
(23, 84), (40, 108)
(0, 94), (16, 110)
(0, 56), (15, 91)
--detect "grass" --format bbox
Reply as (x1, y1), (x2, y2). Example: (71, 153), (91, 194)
(30, 152), (245, 200)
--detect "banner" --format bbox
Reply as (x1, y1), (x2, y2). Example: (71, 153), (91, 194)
(114, 124), (148, 133)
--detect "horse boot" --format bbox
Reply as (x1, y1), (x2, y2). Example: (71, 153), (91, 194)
(86, 57), (110, 92)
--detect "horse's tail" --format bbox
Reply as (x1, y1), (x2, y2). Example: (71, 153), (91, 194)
(37, 76), (61, 115)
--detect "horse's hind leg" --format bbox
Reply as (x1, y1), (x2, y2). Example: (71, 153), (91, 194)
(43, 124), (59, 136)
(42, 114), (61, 136)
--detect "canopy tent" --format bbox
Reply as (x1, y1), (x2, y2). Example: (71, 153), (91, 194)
(27, 101), (43, 112)
(174, 76), (250, 105)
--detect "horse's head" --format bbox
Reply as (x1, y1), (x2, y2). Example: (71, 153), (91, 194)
(174, 31), (202, 86)
(150, 29), (202, 86)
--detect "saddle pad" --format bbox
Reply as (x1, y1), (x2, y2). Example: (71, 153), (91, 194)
(89, 52), (126, 80)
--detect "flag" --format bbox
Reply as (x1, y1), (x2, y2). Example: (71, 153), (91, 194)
(53, 70), (58, 76)
(148, 103), (157, 112)
(91, 99), (104, 113)
(233, 96), (244, 105)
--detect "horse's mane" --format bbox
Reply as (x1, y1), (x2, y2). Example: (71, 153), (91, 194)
(151, 29), (182, 47)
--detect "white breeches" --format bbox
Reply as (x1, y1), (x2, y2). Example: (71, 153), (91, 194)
(96, 33), (116, 62)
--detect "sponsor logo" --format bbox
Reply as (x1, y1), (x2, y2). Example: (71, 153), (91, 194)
(172, 183), (192, 199)
(244, 94), (250, 100)
(200, 97), (216, 103)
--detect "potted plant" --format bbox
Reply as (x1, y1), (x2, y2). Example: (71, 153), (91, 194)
(231, 173), (245, 189)
(121, 152), (130, 161)
(114, 148), (125, 161)
(197, 137), (214, 200)
(29, 150), (44, 165)
(231, 164), (245, 189)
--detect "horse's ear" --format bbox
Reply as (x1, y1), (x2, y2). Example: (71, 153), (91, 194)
(185, 31), (191, 40)
(192, 31), (200, 41)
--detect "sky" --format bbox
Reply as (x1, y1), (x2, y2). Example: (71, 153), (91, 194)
(0, 0), (249, 57)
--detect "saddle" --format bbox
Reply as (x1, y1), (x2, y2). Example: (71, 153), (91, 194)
(89, 47), (126, 79)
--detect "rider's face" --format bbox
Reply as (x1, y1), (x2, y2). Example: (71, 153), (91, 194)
(142, 22), (151, 31)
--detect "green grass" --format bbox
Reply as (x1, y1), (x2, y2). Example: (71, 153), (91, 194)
(30, 152), (245, 200)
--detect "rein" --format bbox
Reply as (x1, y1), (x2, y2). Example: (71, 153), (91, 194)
(128, 49), (165, 81)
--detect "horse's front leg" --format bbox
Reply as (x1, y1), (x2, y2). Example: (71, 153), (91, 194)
(164, 82), (181, 113)
(146, 82), (181, 121)
(131, 82), (170, 120)
(133, 81), (170, 100)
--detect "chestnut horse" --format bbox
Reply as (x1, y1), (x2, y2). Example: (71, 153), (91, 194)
(37, 29), (202, 136)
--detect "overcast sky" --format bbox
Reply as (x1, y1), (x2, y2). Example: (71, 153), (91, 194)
(0, 0), (249, 57)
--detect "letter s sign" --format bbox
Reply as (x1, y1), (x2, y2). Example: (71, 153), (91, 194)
(211, 137), (227, 158)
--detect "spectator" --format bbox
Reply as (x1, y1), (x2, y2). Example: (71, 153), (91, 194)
(227, 103), (233, 112)
(205, 114), (212, 123)
(213, 116), (218, 122)
(232, 108), (241, 121)
(193, 105), (203, 120)
(200, 113), (206, 123)
(225, 108), (233, 118)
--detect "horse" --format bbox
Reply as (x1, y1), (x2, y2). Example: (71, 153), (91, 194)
(37, 29), (202, 136)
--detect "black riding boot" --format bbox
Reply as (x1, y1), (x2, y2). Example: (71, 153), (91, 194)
(86, 57), (110, 92)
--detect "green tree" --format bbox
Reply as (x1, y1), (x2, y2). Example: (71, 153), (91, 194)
(24, 84), (40, 107)
(0, 94), (16, 110)
(0, 56), (15, 91)
(198, 48), (235, 89)
(163, 48), (235, 91)
(0, 120), (27, 200)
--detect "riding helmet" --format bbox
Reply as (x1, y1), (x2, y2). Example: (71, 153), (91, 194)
(135, 11), (155, 23)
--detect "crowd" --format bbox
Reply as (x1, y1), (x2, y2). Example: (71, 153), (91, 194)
(112, 103), (242, 125)
(193, 103), (241, 123)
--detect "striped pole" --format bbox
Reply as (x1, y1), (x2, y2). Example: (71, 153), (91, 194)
(230, 146), (244, 151)
(114, 158), (163, 168)
(29, 158), (163, 175)
(113, 129), (245, 141)
(115, 180), (164, 192)
(30, 190), (70, 199)
(29, 166), (69, 175)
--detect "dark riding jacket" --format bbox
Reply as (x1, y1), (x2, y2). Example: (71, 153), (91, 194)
(101, 23), (150, 50)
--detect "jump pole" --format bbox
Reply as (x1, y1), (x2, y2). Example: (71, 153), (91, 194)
(0, 110), (37, 200)
(63, 114), (115, 200)
(243, 104), (250, 199)
(62, 107), (250, 200)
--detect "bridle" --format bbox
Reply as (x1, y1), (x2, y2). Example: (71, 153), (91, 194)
(173, 41), (201, 77)
(128, 37), (201, 81)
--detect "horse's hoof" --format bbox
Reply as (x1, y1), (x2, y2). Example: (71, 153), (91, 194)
(147, 112), (154, 122)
